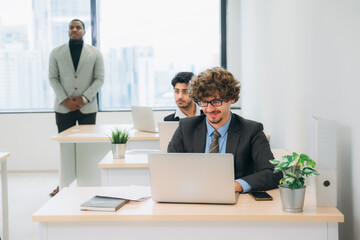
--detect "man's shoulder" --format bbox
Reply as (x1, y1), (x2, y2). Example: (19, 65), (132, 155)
(230, 113), (263, 130)
(51, 44), (68, 54)
(232, 113), (259, 124)
(83, 44), (102, 54)
(179, 114), (206, 126)
(164, 113), (179, 121)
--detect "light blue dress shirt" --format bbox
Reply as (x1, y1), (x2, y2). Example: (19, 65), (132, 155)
(205, 114), (252, 193)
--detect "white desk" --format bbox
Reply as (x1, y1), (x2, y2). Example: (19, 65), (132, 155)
(99, 151), (150, 186)
(0, 152), (10, 240)
(33, 187), (344, 240)
(52, 124), (159, 188)
(98, 148), (288, 187)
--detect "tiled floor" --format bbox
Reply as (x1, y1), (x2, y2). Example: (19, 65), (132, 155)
(0, 171), (58, 240)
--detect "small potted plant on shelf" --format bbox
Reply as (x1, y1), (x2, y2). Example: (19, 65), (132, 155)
(270, 152), (320, 212)
(109, 128), (129, 159)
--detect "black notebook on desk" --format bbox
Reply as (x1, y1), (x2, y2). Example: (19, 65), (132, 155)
(80, 196), (129, 212)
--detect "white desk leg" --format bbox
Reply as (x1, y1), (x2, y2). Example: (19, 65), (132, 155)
(327, 222), (339, 240)
(1, 159), (9, 240)
(59, 143), (76, 188)
(38, 222), (48, 240)
(101, 169), (108, 186)
(76, 142), (110, 187)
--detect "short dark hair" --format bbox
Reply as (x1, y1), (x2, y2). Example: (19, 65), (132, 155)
(189, 67), (240, 103)
(171, 72), (194, 87)
(69, 19), (85, 30)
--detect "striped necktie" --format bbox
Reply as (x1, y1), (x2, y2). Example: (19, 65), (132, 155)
(209, 130), (220, 153)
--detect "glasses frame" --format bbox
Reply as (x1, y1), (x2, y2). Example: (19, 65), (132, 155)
(196, 98), (226, 107)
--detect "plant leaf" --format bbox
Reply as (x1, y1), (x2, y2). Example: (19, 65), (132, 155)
(297, 153), (306, 166)
(305, 158), (316, 168)
(285, 176), (296, 186)
(269, 159), (280, 165)
(110, 128), (129, 144)
(285, 172), (297, 178)
(291, 177), (305, 189)
(302, 167), (320, 177)
(279, 178), (286, 184)
(285, 154), (296, 167)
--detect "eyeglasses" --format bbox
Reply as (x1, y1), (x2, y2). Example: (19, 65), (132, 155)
(196, 98), (226, 107)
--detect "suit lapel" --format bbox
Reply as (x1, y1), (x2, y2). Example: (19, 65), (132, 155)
(65, 45), (76, 74)
(194, 117), (207, 153)
(75, 44), (87, 74)
(226, 113), (241, 155)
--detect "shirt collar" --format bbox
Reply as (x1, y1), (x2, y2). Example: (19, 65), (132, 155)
(174, 104), (202, 119)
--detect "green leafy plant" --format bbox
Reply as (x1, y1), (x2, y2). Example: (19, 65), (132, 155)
(269, 152), (320, 190)
(109, 128), (129, 144)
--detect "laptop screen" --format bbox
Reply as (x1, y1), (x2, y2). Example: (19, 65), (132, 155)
(148, 153), (237, 204)
(158, 121), (179, 153)
(131, 106), (158, 132)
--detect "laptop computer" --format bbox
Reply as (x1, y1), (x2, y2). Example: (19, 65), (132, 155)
(148, 153), (238, 204)
(131, 106), (158, 132)
(158, 121), (179, 153)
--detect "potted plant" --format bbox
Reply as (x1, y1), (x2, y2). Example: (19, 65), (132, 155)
(109, 128), (129, 159)
(270, 152), (320, 212)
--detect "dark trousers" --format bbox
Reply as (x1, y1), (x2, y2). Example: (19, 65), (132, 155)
(55, 110), (97, 133)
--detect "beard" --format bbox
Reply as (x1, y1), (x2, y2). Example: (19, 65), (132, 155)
(177, 100), (192, 109)
(205, 110), (222, 124)
(208, 117), (222, 125)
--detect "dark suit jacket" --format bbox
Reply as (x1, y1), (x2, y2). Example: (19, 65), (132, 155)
(164, 110), (204, 121)
(164, 113), (180, 121)
(167, 113), (282, 191)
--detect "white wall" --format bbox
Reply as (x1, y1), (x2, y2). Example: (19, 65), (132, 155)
(239, 1), (360, 239)
(0, 113), (59, 171)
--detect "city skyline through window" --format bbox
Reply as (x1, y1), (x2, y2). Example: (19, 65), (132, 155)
(0, 0), (221, 112)
(99, 0), (220, 110)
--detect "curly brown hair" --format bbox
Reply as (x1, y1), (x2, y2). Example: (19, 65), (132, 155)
(189, 67), (240, 103)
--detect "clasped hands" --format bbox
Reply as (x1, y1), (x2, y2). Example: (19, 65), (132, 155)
(63, 97), (84, 112)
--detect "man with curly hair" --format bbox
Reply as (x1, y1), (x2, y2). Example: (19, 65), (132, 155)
(168, 67), (282, 192)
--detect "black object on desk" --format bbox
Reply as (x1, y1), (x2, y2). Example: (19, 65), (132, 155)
(249, 191), (273, 201)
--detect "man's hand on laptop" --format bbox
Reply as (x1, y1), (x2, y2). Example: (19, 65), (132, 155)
(235, 181), (243, 192)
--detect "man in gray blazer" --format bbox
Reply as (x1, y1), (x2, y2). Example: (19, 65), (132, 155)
(48, 19), (104, 196)
(49, 19), (104, 134)
(168, 67), (282, 192)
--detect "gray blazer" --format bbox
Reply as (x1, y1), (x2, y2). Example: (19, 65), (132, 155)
(49, 43), (104, 114)
(168, 113), (282, 191)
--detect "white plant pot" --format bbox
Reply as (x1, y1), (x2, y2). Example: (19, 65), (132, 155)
(279, 185), (306, 212)
(111, 143), (126, 159)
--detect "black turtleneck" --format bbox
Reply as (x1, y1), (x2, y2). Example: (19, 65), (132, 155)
(69, 40), (84, 72)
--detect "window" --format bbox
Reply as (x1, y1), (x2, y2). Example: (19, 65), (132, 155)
(0, 0), (222, 112)
(97, 0), (221, 110)
(0, 0), (90, 112)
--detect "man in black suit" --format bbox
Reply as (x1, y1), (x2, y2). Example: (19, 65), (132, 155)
(164, 72), (202, 121)
(168, 67), (282, 192)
